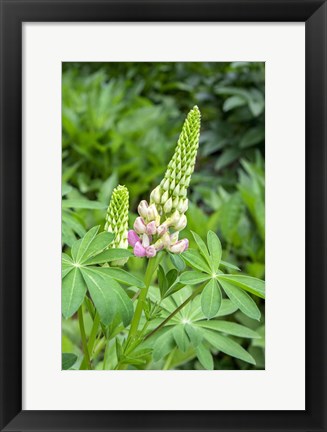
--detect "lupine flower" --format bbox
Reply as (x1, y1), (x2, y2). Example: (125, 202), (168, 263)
(105, 185), (129, 265)
(129, 107), (201, 258)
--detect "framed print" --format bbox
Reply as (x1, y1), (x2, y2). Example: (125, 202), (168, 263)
(0, 1), (326, 431)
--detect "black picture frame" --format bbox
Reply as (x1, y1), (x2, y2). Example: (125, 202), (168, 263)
(0, 0), (326, 431)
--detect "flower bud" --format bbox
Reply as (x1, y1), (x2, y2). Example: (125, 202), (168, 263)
(169, 238), (189, 254)
(161, 232), (171, 248)
(170, 210), (180, 225)
(162, 178), (170, 191)
(134, 217), (146, 234)
(170, 232), (179, 244)
(161, 190), (169, 204)
(174, 214), (187, 231)
(150, 186), (161, 204)
(157, 224), (168, 236)
(145, 245), (156, 258)
(147, 204), (159, 224)
(163, 197), (173, 214)
(146, 221), (157, 235)
(134, 241), (146, 257)
(138, 200), (149, 218)
(177, 198), (188, 214)
(142, 233), (151, 248)
(128, 230), (140, 247)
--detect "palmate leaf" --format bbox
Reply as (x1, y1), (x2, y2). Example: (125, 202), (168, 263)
(217, 274), (265, 299)
(84, 248), (132, 265)
(218, 279), (261, 321)
(195, 320), (260, 339)
(207, 230), (222, 271)
(153, 330), (175, 362)
(201, 279), (222, 319)
(201, 328), (256, 365)
(80, 267), (134, 326)
(182, 249), (212, 274)
(179, 271), (210, 285)
(81, 268), (117, 325)
(93, 266), (145, 289)
(196, 344), (214, 370)
(62, 267), (87, 319)
(173, 325), (190, 352)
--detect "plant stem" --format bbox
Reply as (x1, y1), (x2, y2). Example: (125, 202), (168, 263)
(79, 312), (100, 369)
(78, 304), (92, 370)
(127, 256), (159, 340)
(145, 283), (206, 341)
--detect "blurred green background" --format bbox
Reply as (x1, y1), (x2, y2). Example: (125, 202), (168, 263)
(62, 61), (265, 369)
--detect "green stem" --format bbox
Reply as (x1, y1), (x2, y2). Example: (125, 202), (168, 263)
(79, 312), (100, 370)
(145, 283), (206, 341)
(127, 256), (159, 340)
(78, 305), (92, 370)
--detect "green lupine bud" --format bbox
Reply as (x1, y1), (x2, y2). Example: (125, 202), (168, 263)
(156, 106), (200, 216)
(105, 185), (129, 265)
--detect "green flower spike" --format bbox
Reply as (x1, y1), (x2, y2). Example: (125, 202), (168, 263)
(150, 105), (201, 217)
(105, 185), (129, 265)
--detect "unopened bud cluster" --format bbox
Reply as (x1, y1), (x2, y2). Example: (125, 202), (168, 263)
(105, 185), (129, 265)
(128, 106), (200, 258)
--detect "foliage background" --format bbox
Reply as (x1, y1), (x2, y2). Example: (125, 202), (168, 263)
(62, 62), (265, 370)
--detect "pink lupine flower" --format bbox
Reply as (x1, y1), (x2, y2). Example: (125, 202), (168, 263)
(169, 238), (189, 254)
(145, 245), (156, 258)
(134, 217), (146, 234)
(157, 224), (168, 236)
(128, 230), (140, 247)
(142, 233), (151, 248)
(134, 241), (146, 257)
(146, 221), (157, 235)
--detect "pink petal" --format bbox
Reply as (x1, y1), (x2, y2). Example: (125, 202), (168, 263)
(128, 230), (140, 247)
(134, 241), (146, 257)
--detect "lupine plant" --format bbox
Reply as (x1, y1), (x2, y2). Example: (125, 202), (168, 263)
(62, 106), (265, 370)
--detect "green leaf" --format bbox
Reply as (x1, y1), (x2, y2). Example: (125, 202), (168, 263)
(158, 265), (168, 298)
(182, 249), (212, 274)
(216, 299), (238, 317)
(195, 320), (260, 339)
(217, 274), (265, 298)
(179, 271), (210, 285)
(62, 267), (87, 319)
(62, 199), (107, 209)
(83, 248), (132, 265)
(80, 231), (115, 262)
(94, 267), (145, 288)
(196, 344), (214, 370)
(220, 260), (241, 272)
(73, 226), (100, 264)
(62, 253), (74, 278)
(62, 353), (77, 370)
(153, 330), (175, 362)
(81, 268), (117, 325)
(223, 95), (246, 112)
(169, 252), (186, 272)
(109, 279), (134, 327)
(191, 231), (210, 264)
(207, 231), (222, 271)
(173, 325), (190, 352)
(184, 323), (202, 347)
(201, 279), (222, 319)
(202, 329), (256, 365)
(240, 127), (264, 149)
(218, 279), (261, 321)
